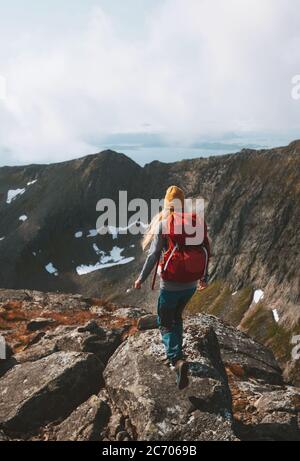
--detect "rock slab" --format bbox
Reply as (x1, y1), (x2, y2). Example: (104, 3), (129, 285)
(0, 351), (103, 434)
(104, 322), (237, 441)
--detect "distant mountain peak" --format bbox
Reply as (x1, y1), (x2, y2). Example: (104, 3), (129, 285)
(287, 139), (300, 152)
(84, 149), (141, 168)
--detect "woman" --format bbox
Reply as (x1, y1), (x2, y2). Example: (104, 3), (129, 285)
(134, 186), (210, 390)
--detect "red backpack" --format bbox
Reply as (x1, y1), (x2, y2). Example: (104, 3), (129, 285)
(159, 212), (210, 283)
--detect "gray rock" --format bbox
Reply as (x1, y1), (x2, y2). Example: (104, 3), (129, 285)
(258, 411), (299, 441)
(283, 359), (300, 387)
(27, 318), (56, 332)
(24, 331), (46, 349)
(15, 321), (123, 365)
(254, 387), (300, 415)
(14, 330), (60, 363)
(137, 314), (158, 331)
(104, 321), (237, 441)
(104, 405), (124, 440)
(0, 290), (90, 312)
(189, 314), (282, 384)
(0, 351), (103, 434)
(55, 394), (111, 441)
(112, 307), (147, 319)
(77, 320), (105, 335)
(228, 374), (300, 441)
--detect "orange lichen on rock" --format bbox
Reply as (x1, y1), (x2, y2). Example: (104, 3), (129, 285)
(123, 322), (139, 339)
(226, 369), (257, 425)
(2, 300), (24, 310)
(0, 294), (140, 354)
(226, 363), (246, 379)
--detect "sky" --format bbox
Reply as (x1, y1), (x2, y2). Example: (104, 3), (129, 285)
(0, 0), (300, 166)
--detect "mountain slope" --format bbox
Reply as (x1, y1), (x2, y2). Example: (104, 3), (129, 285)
(0, 141), (299, 378)
(0, 150), (142, 293)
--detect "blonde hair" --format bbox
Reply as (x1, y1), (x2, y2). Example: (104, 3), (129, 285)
(142, 186), (185, 250)
(142, 209), (168, 250)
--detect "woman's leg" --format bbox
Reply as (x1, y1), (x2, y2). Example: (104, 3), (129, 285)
(157, 288), (196, 365)
(174, 288), (196, 359)
(157, 290), (182, 365)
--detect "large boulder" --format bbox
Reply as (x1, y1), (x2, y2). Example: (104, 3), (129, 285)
(187, 315), (282, 385)
(252, 387), (300, 441)
(104, 321), (237, 441)
(230, 376), (300, 441)
(190, 316), (300, 441)
(15, 321), (123, 365)
(0, 351), (103, 434)
(54, 393), (111, 441)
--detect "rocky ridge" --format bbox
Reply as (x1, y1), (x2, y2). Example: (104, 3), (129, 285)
(0, 289), (299, 441)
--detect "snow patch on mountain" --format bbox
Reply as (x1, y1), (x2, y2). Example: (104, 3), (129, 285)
(76, 245), (135, 276)
(87, 229), (98, 238)
(93, 244), (102, 255)
(45, 263), (59, 277)
(76, 257), (135, 275)
(272, 309), (280, 323)
(6, 179), (38, 205)
(253, 289), (264, 304)
(6, 188), (26, 204)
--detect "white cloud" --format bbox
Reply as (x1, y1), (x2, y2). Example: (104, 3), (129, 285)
(0, 0), (300, 165)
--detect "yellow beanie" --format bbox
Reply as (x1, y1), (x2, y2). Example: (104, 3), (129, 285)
(164, 185), (185, 210)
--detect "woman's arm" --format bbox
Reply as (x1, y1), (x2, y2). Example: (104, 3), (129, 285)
(135, 225), (164, 287)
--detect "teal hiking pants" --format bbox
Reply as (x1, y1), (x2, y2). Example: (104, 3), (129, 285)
(157, 288), (196, 365)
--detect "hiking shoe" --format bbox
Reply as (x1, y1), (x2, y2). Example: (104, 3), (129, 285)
(137, 315), (158, 331)
(175, 360), (189, 390)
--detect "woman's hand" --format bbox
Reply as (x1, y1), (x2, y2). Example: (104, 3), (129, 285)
(134, 279), (142, 289)
(197, 280), (208, 291)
